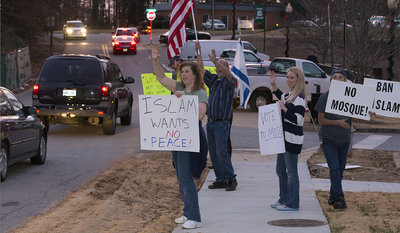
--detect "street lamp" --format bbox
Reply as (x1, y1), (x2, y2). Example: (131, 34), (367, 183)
(387, 0), (399, 80)
(285, 3), (293, 57)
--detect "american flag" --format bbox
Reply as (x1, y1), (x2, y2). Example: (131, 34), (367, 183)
(167, 0), (195, 59)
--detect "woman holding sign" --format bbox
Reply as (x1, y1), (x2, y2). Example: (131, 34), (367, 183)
(314, 68), (350, 209)
(268, 67), (306, 211)
(152, 44), (207, 229)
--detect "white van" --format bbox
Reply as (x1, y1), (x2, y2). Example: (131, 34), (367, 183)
(179, 40), (270, 62)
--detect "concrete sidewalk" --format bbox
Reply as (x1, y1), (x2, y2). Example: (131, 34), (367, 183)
(173, 148), (330, 233)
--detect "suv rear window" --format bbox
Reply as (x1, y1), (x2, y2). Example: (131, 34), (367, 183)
(39, 59), (102, 83)
(116, 30), (133, 36)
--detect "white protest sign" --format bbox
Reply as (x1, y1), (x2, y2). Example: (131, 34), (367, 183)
(364, 78), (400, 118)
(258, 103), (285, 155)
(326, 80), (375, 120)
(138, 95), (199, 152)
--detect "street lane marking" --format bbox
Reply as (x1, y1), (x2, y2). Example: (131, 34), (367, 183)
(101, 44), (110, 57)
(353, 135), (392, 149)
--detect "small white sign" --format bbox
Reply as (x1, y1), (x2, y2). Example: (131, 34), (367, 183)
(258, 103), (285, 155)
(364, 78), (400, 118)
(138, 95), (199, 152)
(63, 89), (76, 97)
(325, 80), (375, 120)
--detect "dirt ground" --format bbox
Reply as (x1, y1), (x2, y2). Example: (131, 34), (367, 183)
(11, 152), (209, 233)
(308, 149), (400, 233)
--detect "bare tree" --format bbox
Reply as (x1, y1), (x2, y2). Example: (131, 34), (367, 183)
(292, 0), (400, 83)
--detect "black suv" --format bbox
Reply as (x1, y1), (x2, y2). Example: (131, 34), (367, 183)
(32, 54), (135, 135)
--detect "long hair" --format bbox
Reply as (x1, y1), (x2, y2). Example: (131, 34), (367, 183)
(286, 67), (306, 103)
(178, 61), (206, 91)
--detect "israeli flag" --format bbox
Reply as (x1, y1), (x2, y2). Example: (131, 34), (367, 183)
(231, 38), (250, 108)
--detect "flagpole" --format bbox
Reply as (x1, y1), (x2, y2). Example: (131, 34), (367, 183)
(190, 2), (199, 42)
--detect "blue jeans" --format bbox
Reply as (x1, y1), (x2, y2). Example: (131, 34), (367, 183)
(207, 120), (236, 181)
(322, 138), (350, 201)
(172, 151), (201, 222)
(276, 152), (299, 208)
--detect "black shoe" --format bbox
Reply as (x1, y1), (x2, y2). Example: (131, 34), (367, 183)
(328, 198), (334, 205)
(333, 198), (347, 209)
(225, 178), (238, 191)
(208, 180), (227, 189)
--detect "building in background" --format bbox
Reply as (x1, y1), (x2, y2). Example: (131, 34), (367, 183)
(154, 1), (284, 30)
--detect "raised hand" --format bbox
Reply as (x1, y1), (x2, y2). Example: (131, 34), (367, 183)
(152, 43), (160, 60)
(195, 41), (201, 53)
(268, 69), (277, 85)
(208, 49), (217, 63)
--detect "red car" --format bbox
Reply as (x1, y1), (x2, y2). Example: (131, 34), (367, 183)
(112, 27), (140, 43)
(112, 36), (137, 55)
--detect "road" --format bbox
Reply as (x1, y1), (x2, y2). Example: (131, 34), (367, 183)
(1, 32), (399, 233)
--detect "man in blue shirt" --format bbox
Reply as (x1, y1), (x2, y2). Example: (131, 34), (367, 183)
(195, 42), (238, 191)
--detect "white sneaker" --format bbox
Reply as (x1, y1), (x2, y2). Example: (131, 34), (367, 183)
(270, 201), (282, 209)
(182, 220), (202, 229)
(174, 215), (188, 224)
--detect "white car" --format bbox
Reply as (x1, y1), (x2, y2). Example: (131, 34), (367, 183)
(203, 19), (226, 30)
(180, 40), (269, 62)
(219, 49), (270, 68)
(63, 20), (87, 40)
(369, 16), (387, 27)
(240, 57), (331, 111)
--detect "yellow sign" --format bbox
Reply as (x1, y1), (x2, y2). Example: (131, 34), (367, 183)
(204, 66), (216, 74)
(203, 67), (216, 96)
(141, 68), (216, 96)
(141, 73), (172, 95)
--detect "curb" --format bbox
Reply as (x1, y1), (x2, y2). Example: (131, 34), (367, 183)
(303, 125), (399, 134)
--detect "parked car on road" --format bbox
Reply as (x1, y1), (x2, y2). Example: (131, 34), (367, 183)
(159, 28), (211, 44)
(240, 57), (331, 111)
(1, 86), (47, 182)
(291, 20), (318, 27)
(32, 54), (135, 135)
(179, 40), (270, 63)
(220, 49), (270, 66)
(369, 16), (388, 27)
(202, 49), (270, 68)
(63, 20), (87, 40)
(202, 19), (226, 30)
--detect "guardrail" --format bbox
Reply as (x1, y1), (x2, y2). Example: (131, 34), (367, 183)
(1, 46), (32, 90)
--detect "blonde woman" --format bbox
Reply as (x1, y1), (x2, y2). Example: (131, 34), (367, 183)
(268, 67), (306, 211)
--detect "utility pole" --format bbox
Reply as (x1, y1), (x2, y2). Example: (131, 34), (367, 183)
(212, 0), (214, 30)
(328, 1), (334, 69)
(263, 3), (266, 53)
(231, 0), (236, 40)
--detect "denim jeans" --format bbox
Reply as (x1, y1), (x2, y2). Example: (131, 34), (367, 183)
(276, 152), (299, 208)
(322, 138), (350, 201)
(172, 151), (201, 222)
(207, 120), (236, 181)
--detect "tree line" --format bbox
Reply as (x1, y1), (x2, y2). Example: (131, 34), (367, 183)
(1, 0), (151, 53)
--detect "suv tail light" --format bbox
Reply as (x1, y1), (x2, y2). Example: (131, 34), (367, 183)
(131, 41), (136, 45)
(32, 85), (39, 99)
(101, 86), (109, 100)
